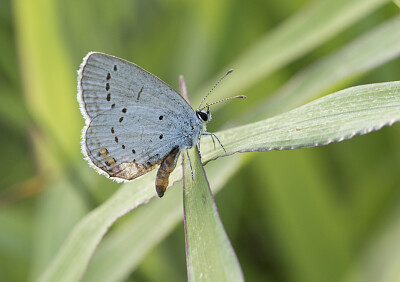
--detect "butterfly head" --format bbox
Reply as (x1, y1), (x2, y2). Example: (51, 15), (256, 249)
(195, 106), (211, 123)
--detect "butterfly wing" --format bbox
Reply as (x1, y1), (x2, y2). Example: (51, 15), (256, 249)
(78, 52), (192, 120)
(78, 52), (200, 181)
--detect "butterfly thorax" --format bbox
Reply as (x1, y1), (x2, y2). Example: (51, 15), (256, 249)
(180, 117), (201, 150)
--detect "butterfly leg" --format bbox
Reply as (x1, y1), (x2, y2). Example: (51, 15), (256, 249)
(209, 134), (216, 149)
(202, 132), (226, 152)
(186, 148), (194, 180)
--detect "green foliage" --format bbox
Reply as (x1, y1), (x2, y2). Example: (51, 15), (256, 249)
(1, 0), (400, 281)
(183, 147), (244, 282)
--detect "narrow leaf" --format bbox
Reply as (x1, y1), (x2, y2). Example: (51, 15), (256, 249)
(29, 177), (88, 281)
(183, 147), (243, 282)
(13, 0), (81, 162)
(245, 15), (400, 122)
(82, 154), (242, 282)
(82, 180), (183, 282)
(201, 81), (400, 163)
(37, 168), (172, 282)
(194, 0), (390, 105)
(344, 205), (400, 282)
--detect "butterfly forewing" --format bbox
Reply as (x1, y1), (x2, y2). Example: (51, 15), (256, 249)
(78, 52), (191, 120)
(78, 52), (200, 181)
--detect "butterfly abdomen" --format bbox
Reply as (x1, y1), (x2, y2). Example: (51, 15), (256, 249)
(155, 146), (180, 197)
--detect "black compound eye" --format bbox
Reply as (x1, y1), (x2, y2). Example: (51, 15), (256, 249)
(196, 110), (208, 121)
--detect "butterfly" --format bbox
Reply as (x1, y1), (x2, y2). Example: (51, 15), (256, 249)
(78, 52), (244, 197)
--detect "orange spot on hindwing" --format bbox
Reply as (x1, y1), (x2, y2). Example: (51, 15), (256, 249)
(155, 146), (180, 197)
(99, 147), (108, 158)
(105, 156), (116, 167)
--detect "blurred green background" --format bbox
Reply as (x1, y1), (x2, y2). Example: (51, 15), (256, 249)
(1, 0), (400, 281)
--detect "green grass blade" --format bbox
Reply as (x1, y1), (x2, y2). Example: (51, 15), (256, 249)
(29, 177), (89, 281)
(194, 0), (390, 104)
(81, 180), (183, 282)
(81, 180), (184, 282)
(200, 81), (400, 163)
(39, 154), (242, 282)
(244, 15), (400, 122)
(13, 0), (81, 163)
(37, 169), (167, 282)
(183, 147), (243, 282)
(344, 204), (400, 282)
(0, 207), (32, 281)
(82, 154), (242, 282)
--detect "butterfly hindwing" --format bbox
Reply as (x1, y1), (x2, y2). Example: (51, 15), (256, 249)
(84, 104), (192, 180)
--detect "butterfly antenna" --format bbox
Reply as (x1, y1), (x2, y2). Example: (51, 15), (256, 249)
(200, 95), (246, 111)
(198, 69), (233, 109)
